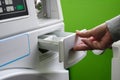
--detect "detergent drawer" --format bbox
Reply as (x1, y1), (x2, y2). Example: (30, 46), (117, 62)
(38, 31), (87, 68)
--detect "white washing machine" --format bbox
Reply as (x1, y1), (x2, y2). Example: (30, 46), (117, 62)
(0, 0), (87, 80)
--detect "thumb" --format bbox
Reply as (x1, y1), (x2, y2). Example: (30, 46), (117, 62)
(76, 30), (93, 38)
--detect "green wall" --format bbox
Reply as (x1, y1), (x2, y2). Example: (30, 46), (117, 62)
(61, 0), (120, 80)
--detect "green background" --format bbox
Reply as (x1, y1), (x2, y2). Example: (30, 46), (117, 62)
(61, 0), (120, 80)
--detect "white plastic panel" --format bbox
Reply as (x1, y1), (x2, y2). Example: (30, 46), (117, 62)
(60, 33), (86, 68)
(0, 69), (69, 80)
(0, 34), (30, 68)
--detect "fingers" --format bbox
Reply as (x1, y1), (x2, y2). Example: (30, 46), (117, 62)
(81, 32), (112, 50)
(81, 38), (96, 49)
(73, 23), (111, 51)
(73, 37), (93, 50)
(82, 38), (106, 50)
(74, 38), (107, 51)
(73, 42), (92, 50)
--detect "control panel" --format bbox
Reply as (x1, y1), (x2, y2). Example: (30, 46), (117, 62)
(0, 0), (28, 20)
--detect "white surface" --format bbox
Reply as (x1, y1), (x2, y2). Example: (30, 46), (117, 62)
(60, 33), (86, 68)
(112, 40), (120, 80)
(0, 69), (69, 80)
(112, 40), (120, 58)
(112, 58), (120, 80)
(92, 50), (104, 55)
(0, 34), (29, 68)
(67, 50), (86, 68)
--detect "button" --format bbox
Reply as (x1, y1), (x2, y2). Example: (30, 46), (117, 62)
(16, 5), (24, 10)
(0, 7), (3, 13)
(6, 6), (14, 12)
(5, 0), (13, 5)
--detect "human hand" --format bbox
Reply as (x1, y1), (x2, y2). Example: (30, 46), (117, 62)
(73, 23), (113, 50)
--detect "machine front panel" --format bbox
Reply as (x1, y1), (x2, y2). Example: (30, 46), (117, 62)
(0, 34), (30, 68)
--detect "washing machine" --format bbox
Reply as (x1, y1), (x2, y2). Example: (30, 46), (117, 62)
(0, 0), (87, 80)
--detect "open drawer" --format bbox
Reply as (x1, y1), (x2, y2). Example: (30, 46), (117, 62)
(38, 31), (87, 68)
